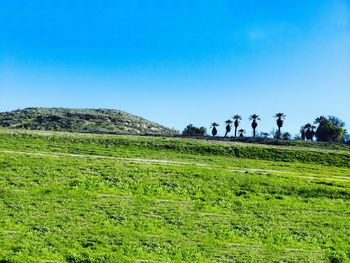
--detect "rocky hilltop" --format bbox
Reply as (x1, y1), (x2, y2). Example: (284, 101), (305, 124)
(0, 108), (178, 135)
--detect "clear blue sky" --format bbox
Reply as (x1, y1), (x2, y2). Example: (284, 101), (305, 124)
(0, 0), (349, 136)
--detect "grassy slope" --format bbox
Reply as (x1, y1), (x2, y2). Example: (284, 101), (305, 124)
(0, 129), (349, 262)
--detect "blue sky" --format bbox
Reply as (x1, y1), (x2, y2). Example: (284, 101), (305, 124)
(0, 0), (349, 136)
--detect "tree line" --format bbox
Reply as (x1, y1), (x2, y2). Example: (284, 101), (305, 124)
(183, 113), (348, 143)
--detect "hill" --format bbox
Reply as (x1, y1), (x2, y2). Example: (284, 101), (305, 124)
(0, 129), (349, 262)
(0, 107), (177, 135)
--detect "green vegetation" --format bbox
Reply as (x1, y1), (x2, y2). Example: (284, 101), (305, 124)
(0, 129), (349, 262)
(186, 113), (347, 144)
(2, 108), (347, 145)
(182, 124), (207, 136)
(315, 116), (347, 143)
(0, 108), (177, 136)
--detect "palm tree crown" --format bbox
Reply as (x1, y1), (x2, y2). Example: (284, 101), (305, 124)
(303, 123), (315, 130)
(274, 113), (286, 119)
(249, 114), (260, 121)
(233, 115), (242, 123)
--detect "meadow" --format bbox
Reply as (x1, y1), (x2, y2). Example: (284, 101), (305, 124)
(0, 129), (349, 262)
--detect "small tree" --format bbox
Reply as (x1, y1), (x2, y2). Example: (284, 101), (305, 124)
(224, 119), (233, 137)
(211, 122), (219, 137)
(238, 129), (246, 139)
(282, 132), (291, 140)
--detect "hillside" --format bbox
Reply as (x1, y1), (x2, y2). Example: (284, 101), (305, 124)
(0, 129), (349, 262)
(0, 107), (177, 135)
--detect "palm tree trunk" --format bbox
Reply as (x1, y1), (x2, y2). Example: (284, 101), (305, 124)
(234, 127), (237, 138)
(278, 127), (281, 139)
(253, 129), (256, 138)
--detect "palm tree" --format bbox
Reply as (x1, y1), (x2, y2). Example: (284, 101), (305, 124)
(274, 113), (286, 139)
(232, 115), (242, 138)
(211, 122), (219, 137)
(303, 123), (316, 141)
(224, 119), (233, 137)
(238, 129), (246, 139)
(249, 114), (260, 138)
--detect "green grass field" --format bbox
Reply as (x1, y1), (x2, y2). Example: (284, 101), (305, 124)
(0, 129), (349, 262)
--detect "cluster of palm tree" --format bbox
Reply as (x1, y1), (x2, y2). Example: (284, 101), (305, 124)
(211, 115), (245, 139)
(211, 113), (286, 139)
(300, 123), (316, 141)
(202, 113), (349, 143)
(222, 114), (244, 138)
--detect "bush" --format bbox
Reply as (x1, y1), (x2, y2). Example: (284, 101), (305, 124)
(315, 116), (346, 142)
(282, 132), (291, 140)
(182, 124), (207, 136)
